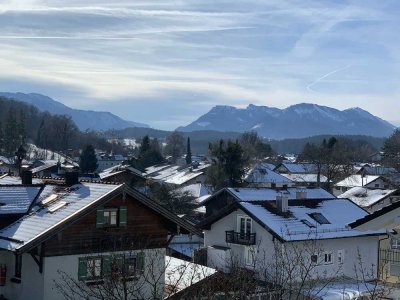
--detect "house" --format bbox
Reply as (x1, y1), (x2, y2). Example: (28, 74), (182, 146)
(357, 165), (399, 176)
(281, 173), (329, 188)
(99, 164), (145, 187)
(349, 201), (400, 284)
(202, 187), (336, 218)
(339, 187), (400, 213)
(244, 164), (294, 188)
(200, 194), (384, 282)
(0, 156), (18, 176)
(274, 162), (319, 174)
(0, 172), (199, 300)
(333, 174), (392, 196)
(96, 153), (125, 172)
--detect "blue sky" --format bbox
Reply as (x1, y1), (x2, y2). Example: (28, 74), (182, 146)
(0, 0), (399, 129)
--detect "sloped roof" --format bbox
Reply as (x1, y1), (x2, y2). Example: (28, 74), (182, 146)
(0, 182), (200, 252)
(339, 187), (398, 208)
(30, 162), (58, 174)
(180, 183), (212, 199)
(0, 185), (43, 214)
(0, 175), (43, 185)
(276, 163), (318, 173)
(99, 164), (143, 180)
(245, 165), (292, 184)
(239, 199), (383, 241)
(281, 173), (329, 183)
(335, 175), (381, 188)
(225, 187), (335, 202)
(358, 166), (399, 176)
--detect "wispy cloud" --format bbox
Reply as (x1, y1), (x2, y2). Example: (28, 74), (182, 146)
(0, 0), (398, 129)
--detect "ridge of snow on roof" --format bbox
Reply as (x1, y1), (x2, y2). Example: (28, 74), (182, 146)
(245, 165), (292, 184)
(281, 173), (329, 183)
(0, 182), (122, 251)
(0, 185), (42, 214)
(240, 199), (383, 241)
(99, 164), (143, 179)
(339, 187), (397, 207)
(227, 187), (335, 202)
(335, 175), (381, 188)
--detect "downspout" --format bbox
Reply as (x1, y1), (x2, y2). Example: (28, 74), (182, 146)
(377, 231), (390, 280)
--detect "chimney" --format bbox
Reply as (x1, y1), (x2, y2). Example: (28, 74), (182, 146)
(65, 171), (79, 186)
(276, 194), (288, 213)
(21, 170), (32, 185)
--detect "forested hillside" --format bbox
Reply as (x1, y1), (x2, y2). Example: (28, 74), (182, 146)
(0, 97), (121, 156)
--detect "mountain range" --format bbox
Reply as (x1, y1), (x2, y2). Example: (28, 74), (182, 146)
(0, 92), (148, 131)
(178, 103), (395, 139)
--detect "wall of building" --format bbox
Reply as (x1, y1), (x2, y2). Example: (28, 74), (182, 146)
(0, 251), (44, 300)
(43, 248), (166, 300)
(204, 209), (380, 281)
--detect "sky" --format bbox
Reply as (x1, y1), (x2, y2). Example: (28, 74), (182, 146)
(0, 0), (399, 129)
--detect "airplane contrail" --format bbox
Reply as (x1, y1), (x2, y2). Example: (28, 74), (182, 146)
(307, 63), (353, 93)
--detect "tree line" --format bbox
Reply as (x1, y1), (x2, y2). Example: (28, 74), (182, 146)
(0, 97), (124, 157)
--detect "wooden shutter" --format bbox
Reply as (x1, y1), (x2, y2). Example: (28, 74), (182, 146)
(96, 209), (104, 228)
(102, 256), (111, 278)
(78, 257), (87, 281)
(119, 206), (127, 227)
(137, 252), (145, 274)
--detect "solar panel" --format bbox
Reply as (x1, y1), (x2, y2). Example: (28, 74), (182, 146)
(308, 213), (330, 224)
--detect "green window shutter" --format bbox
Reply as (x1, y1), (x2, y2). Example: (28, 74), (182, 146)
(102, 256), (111, 278)
(78, 257), (87, 281)
(119, 206), (127, 227)
(96, 209), (104, 228)
(137, 252), (145, 273)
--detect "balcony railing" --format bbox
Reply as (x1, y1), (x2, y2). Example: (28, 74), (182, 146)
(225, 231), (256, 245)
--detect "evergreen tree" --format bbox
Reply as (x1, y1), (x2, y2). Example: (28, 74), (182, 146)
(382, 129), (400, 171)
(185, 137), (192, 165)
(79, 145), (98, 173)
(4, 108), (18, 156)
(206, 139), (246, 190)
(130, 136), (164, 171)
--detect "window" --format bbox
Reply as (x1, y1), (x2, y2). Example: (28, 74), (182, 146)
(308, 213), (330, 225)
(311, 254), (318, 263)
(391, 239), (400, 249)
(96, 207), (127, 228)
(78, 257), (102, 281)
(238, 216), (252, 238)
(323, 251), (333, 265)
(301, 219), (315, 228)
(375, 184), (380, 188)
(245, 246), (256, 266)
(337, 250), (344, 264)
(104, 209), (118, 226)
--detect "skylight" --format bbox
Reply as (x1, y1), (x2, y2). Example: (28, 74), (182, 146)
(41, 194), (58, 206)
(308, 213), (330, 225)
(48, 201), (67, 213)
(301, 219), (315, 228)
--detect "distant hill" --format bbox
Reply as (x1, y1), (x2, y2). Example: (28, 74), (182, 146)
(177, 103), (395, 139)
(0, 92), (149, 131)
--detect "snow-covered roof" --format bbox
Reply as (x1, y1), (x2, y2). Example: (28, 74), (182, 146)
(99, 164), (143, 180)
(239, 198), (384, 241)
(276, 163), (318, 174)
(339, 187), (397, 208)
(281, 173), (329, 183)
(335, 175), (381, 188)
(245, 165), (292, 184)
(179, 183), (212, 199)
(0, 156), (13, 165)
(165, 256), (216, 296)
(164, 171), (204, 186)
(0, 175), (43, 185)
(359, 166), (398, 176)
(0, 183), (122, 251)
(226, 187), (335, 202)
(0, 185), (43, 214)
(30, 162), (58, 174)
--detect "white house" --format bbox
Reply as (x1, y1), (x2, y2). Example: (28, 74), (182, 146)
(200, 190), (384, 283)
(339, 187), (400, 213)
(0, 174), (199, 300)
(333, 174), (392, 196)
(244, 164), (294, 188)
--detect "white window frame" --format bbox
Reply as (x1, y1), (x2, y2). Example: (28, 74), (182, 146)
(103, 208), (118, 226)
(323, 251), (334, 265)
(237, 215), (252, 235)
(391, 238), (400, 249)
(245, 246), (256, 266)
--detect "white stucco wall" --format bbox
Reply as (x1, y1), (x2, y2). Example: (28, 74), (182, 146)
(204, 209), (380, 281)
(0, 248), (166, 300)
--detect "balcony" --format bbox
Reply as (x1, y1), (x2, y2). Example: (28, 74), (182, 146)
(225, 231), (256, 245)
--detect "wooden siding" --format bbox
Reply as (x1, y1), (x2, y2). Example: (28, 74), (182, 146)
(44, 194), (170, 256)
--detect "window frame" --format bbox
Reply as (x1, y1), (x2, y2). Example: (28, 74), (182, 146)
(323, 251), (334, 265)
(237, 215), (252, 236)
(103, 208), (118, 227)
(86, 257), (103, 281)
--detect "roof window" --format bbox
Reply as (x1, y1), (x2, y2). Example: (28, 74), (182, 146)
(308, 212), (330, 224)
(301, 219), (315, 228)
